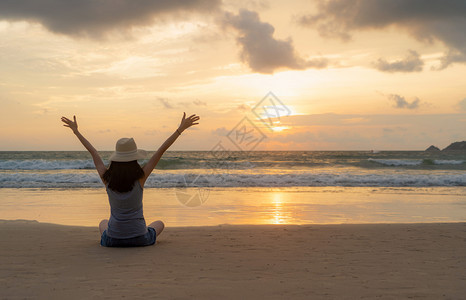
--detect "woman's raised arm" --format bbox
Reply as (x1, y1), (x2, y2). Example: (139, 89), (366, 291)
(141, 112), (200, 186)
(61, 116), (107, 181)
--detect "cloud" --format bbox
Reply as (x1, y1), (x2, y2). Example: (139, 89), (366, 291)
(270, 113), (465, 150)
(158, 97), (173, 109)
(388, 94), (420, 109)
(223, 9), (328, 73)
(341, 117), (368, 124)
(193, 99), (207, 106)
(373, 50), (424, 73)
(98, 129), (112, 134)
(280, 113), (464, 127)
(237, 104), (251, 112)
(458, 98), (466, 111)
(382, 127), (407, 133)
(212, 127), (229, 136)
(144, 129), (159, 136)
(298, 0), (466, 69)
(0, 0), (221, 38)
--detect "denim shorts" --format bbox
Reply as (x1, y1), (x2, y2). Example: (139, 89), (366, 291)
(100, 227), (156, 247)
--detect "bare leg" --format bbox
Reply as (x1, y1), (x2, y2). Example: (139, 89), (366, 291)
(148, 220), (165, 237)
(99, 219), (108, 235)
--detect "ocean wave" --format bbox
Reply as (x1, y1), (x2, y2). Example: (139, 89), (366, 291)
(1, 171), (464, 188)
(368, 158), (465, 167)
(0, 159), (96, 170)
(0, 172), (102, 188)
(1, 153), (465, 172)
(368, 158), (422, 166)
(0, 158), (258, 171)
(432, 159), (465, 165)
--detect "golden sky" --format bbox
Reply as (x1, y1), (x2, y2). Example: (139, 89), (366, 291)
(0, 0), (465, 150)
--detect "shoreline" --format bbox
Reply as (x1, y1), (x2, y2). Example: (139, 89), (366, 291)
(1, 187), (465, 227)
(2, 220), (465, 299)
(2, 218), (466, 227)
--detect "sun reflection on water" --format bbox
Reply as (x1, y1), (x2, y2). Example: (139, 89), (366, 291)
(271, 192), (287, 224)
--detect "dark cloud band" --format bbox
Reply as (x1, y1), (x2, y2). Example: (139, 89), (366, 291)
(0, 0), (221, 38)
(299, 0), (466, 69)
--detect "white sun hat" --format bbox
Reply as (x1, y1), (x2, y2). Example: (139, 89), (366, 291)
(109, 138), (147, 162)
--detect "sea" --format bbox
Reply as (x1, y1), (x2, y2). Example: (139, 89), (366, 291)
(1, 151), (465, 226)
(0, 150), (465, 189)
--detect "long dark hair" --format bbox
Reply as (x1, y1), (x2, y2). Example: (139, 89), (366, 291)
(103, 161), (145, 193)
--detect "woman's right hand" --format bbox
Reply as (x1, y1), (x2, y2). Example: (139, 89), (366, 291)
(178, 112), (200, 132)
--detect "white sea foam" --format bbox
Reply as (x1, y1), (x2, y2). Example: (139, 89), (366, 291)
(368, 158), (465, 166)
(433, 160), (465, 165)
(1, 171), (464, 188)
(1, 156), (464, 171)
(368, 158), (423, 166)
(0, 159), (96, 170)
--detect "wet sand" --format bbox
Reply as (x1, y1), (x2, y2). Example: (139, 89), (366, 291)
(1, 187), (465, 227)
(1, 220), (465, 299)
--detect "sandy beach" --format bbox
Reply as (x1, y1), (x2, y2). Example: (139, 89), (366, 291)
(1, 220), (465, 299)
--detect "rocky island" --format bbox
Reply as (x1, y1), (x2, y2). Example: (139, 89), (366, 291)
(425, 141), (466, 152)
(425, 145), (440, 152)
(442, 141), (466, 151)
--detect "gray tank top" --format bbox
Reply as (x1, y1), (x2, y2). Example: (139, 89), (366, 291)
(106, 181), (147, 239)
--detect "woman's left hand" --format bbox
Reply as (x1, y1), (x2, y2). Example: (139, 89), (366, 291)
(61, 115), (79, 133)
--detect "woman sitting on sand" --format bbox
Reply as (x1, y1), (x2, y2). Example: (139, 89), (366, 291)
(61, 113), (200, 247)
